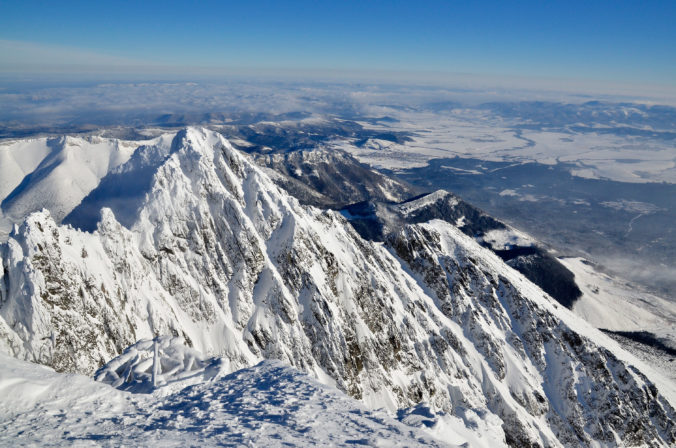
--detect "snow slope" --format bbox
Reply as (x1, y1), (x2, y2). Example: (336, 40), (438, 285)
(562, 257), (676, 344)
(0, 134), (174, 240)
(0, 138), (52, 202)
(340, 190), (582, 309)
(1, 128), (674, 446)
(0, 351), (451, 447)
(561, 256), (676, 380)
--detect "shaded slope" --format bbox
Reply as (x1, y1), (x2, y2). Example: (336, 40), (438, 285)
(341, 190), (582, 308)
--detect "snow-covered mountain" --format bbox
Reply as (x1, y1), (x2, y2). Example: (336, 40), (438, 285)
(0, 133), (174, 240)
(1, 128), (674, 446)
(560, 256), (676, 380)
(340, 190), (582, 309)
(252, 149), (415, 209)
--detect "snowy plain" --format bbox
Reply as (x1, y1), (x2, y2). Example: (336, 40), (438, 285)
(330, 109), (676, 184)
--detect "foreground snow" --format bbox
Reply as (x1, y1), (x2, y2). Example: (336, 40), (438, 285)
(0, 351), (455, 447)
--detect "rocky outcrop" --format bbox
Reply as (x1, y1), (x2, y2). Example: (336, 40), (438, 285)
(341, 190), (582, 308)
(253, 149), (415, 209)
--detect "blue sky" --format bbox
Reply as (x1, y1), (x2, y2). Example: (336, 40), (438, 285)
(1, 0), (675, 86)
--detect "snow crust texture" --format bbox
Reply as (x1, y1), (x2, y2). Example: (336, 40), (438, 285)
(1, 128), (674, 447)
(2, 353), (447, 447)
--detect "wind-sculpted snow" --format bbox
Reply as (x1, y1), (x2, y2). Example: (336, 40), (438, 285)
(95, 336), (215, 393)
(1, 127), (674, 447)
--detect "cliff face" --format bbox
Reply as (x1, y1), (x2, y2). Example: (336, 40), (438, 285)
(1, 128), (674, 447)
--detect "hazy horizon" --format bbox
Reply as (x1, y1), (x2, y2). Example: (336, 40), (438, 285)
(2, 1), (675, 96)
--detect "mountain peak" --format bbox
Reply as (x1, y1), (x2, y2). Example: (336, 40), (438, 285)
(171, 126), (233, 158)
(397, 189), (458, 214)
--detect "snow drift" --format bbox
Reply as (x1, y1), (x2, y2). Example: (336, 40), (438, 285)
(1, 351), (448, 447)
